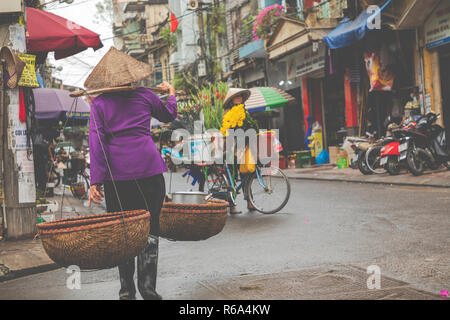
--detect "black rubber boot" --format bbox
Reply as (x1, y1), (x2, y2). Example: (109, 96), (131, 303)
(118, 259), (136, 300)
(137, 235), (162, 300)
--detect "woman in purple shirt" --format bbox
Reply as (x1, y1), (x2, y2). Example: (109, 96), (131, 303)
(88, 81), (177, 300)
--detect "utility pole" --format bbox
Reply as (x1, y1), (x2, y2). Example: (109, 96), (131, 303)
(1, 11), (37, 239)
(197, 1), (208, 82)
(0, 60), (6, 237)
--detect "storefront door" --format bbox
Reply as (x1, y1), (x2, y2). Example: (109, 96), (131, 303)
(284, 88), (305, 151)
(323, 74), (346, 146)
(440, 50), (450, 136)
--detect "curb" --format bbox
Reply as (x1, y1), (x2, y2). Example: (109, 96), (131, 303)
(0, 263), (60, 283)
(286, 175), (450, 189)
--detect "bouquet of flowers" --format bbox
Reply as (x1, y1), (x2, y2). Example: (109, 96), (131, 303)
(192, 82), (228, 130)
(220, 104), (259, 136)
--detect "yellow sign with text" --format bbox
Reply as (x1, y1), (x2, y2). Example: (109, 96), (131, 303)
(18, 53), (39, 88)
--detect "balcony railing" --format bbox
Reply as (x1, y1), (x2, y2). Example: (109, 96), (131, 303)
(314, 0), (348, 19)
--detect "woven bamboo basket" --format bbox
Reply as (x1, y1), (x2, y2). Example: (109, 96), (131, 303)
(37, 210), (150, 270)
(159, 199), (229, 241)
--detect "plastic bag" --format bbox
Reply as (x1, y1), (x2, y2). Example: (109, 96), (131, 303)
(316, 149), (330, 165)
(239, 146), (256, 174)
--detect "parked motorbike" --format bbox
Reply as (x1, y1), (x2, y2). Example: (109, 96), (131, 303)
(365, 136), (397, 174)
(351, 130), (394, 175)
(349, 133), (378, 175)
(351, 141), (373, 175)
(345, 136), (369, 170)
(404, 113), (450, 176)
(379, 121), (417, 175)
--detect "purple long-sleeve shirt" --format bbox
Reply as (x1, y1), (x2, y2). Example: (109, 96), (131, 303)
(89, 87), (177, 185)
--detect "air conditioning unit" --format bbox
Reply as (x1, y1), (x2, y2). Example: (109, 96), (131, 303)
(0, 0), (23, 14)
(188, 0), (199, 10)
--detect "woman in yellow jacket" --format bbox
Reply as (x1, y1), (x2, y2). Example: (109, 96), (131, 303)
(222, 88), (257, 214)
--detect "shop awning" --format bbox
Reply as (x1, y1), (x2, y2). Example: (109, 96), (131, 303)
(395, 0), (441, 30)
(26, 7), (103, 60)
(246, 87), (295, 114)
(32, 88), (90, 120)
(322, 0), (392, 49)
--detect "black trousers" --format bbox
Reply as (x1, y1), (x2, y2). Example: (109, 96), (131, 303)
(104, 174), (166, 299)
(104, 174), (166, 236)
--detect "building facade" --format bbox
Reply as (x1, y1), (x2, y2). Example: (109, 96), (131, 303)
(225, 0), (450, 158)
(112, 0), (176, 87)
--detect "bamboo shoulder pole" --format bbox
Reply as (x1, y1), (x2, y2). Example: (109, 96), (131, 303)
(69, 86), (183, 98)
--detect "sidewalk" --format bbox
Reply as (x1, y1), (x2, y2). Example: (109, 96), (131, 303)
(177, 264), (442, 300)
(0, 189), (104, 282)
(284, 165), (450, 188)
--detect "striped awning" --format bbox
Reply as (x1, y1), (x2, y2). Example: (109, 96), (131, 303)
(246, 87), (295, 113)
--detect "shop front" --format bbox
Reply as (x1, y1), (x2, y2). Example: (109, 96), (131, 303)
(440, 48), (450, 137)
(265, 18), (333, 155)
(323, 0), (418, 140)
(423, 0), (450, 135)
(242, 65), (266, 88)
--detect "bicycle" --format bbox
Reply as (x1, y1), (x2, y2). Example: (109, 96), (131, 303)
(203, 161), (291, 215)
(64, 157), (90, 200)
(48, 163), (62, 188)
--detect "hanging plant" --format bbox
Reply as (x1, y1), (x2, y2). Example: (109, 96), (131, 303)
(209, 5), (227, 36)
(161, 26), (177, 48)
(252, 4), (286, 41)
(241, 15), (255, 42)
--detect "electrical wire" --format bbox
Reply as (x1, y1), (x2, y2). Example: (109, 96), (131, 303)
(46, 0), (92, 11)
(101, 8), (200, 41)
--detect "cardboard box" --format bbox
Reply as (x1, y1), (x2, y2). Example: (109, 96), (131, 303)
(328, 146), (340, 165)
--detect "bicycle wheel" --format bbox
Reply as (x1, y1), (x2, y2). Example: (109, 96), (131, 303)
(70, 172), (90, 200)
(247, 166), (291, 214)
(357, 151), (373, 175)
(206, 167), (236, 206)
(50, 168), (61, 188)
(407, 147), (425, 176)
(365, 145), (387, 174)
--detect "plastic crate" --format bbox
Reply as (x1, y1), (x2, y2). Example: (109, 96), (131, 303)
(296, 151), (312, 168)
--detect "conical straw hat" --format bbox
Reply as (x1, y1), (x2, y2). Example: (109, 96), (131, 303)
(84, 47), (153, 90)
(223, 88), (251, 109)
(0, 46), (26, 89)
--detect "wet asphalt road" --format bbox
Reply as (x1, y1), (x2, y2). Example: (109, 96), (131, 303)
(0, 173), (449, 299)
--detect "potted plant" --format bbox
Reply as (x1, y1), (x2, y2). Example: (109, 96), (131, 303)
(252, 4), (286, 41)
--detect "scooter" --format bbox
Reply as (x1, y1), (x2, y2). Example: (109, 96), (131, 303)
(350, 134), (376, 175)
(345, 136), (370, 170)
(404, 113), (450, 176)
(363, 117), (407, 175)
(379, 121), (417, 175)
